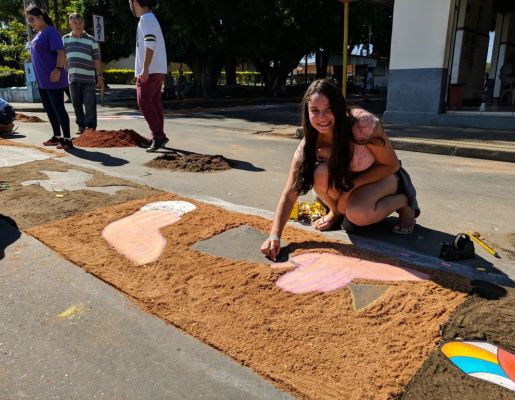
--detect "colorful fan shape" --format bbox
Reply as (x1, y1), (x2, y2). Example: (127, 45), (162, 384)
(441, 341), (515, 391)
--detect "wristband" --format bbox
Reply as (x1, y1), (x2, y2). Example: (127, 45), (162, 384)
(269, 233), (280, 241)
(55, 66), (63, 71)
(97, 74), (103, 78)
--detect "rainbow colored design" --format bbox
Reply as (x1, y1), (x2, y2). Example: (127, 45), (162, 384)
(441, 341), (515, 391)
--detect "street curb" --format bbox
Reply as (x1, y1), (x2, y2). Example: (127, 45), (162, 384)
(391, 138), (515, 163)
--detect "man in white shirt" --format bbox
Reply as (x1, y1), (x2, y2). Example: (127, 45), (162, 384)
(129, 0), (169, 152)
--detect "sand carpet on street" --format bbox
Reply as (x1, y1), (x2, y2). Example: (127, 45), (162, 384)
(0, 158), (161, 229)
(0, 138), (64, 156)
(402, 282), (515, 399)
(28, 193), (472, 400)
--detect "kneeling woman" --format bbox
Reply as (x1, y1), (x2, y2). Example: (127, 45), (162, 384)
(261, 79), (420, 261)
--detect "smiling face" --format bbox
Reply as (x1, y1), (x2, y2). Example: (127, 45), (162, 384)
(307, 93), (335, 136)
(26, 14), (45, 32)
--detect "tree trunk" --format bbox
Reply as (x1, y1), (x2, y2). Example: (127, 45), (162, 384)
(53, 0), (59, 32)
(315, 51), (329, 79)
(255, 55), (303, 97)
(190, 57), (223, 97)
(225, 58), (237, 85)
(33, 0), (49, 10)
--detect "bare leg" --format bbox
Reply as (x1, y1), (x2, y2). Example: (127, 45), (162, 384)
(312, 162), (343, 230)
(345, 175), (415, 231)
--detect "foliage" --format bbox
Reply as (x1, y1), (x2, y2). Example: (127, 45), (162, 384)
(0, 69), (25, 88)
(0, 0), (394, 96)
(80, 0), (137, 63)
(0, 19), (30, 69)
(103, 69), (135, 84)
(348, 1), (393, 59)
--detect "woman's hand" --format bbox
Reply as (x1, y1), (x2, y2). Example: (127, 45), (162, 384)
(260, 235), (281, 261)
(50, 68), (61, 83)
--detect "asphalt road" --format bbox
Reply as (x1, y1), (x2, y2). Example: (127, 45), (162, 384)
(10, 102), (515, 283)
(2, 102), (515, 399)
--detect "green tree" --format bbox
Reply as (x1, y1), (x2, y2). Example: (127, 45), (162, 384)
(80, 0), (136, 63)
(0, 19), (30, 69)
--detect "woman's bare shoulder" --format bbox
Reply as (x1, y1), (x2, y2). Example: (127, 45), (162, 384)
(350, 108), (379, 141)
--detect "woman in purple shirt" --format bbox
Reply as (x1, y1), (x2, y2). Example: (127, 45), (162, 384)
(25, 6), (72, 149)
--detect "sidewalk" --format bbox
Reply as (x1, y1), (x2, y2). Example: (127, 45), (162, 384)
(385, 124), (515, 163)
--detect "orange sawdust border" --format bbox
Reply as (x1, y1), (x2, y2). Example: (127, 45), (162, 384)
(28, 193), (470, 400)
(0, 138), (65, 157)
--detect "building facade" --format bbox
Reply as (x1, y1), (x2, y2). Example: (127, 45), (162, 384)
(383, 0), (515, 129)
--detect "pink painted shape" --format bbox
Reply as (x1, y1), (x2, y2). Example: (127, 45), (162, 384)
(102, 210), (181, 265)
(274, 252), (429, 294)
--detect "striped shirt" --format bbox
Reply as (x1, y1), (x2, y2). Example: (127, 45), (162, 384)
(63, 31), (101, 83)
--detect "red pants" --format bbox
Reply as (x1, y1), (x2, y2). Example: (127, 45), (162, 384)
(136, 73), (166, 139)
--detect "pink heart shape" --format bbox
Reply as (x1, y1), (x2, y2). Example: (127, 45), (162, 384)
(102, 210), (181, 265)
(275, 253), (429, 294)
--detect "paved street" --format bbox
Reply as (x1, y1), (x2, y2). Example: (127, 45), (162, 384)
(1, 102), (515, 398)
(10, 102), (515, 281)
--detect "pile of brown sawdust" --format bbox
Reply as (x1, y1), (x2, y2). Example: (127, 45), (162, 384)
(146, 152), (231, 172)
(73, 129), (150, 148)
(15, 113), (45, 122)
(28, 192), (470, 400)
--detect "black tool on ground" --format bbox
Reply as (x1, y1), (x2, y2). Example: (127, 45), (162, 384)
(439, 233), (475, 261)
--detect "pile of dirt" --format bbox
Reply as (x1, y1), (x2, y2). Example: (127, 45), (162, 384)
(146, 152), (231, 172)
(15, 113), (44, 122)
(73, 129), (150, 148)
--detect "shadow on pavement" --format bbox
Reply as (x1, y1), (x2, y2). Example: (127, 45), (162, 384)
(226, 158), (265, 172)
(152, 147), (265, 172)
(0, 215), (21, 260)
(66, 147), (129, 167)
(285, 239), (472, 295)
(348, 216), (514, 287)
(1, 133), (26, 139)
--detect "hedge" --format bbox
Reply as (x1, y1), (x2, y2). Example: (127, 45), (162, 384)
(0, 68), (25, 88)
(103, 69), (136, 84)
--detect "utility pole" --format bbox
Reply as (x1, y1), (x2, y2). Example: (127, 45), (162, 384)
(338, 0), (351, 97)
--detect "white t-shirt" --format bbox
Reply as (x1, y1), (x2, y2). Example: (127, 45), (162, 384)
(135, 12), (167, 76)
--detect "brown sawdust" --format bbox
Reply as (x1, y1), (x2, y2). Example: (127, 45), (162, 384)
(15, 113), (45, 122)
(402, 283), (515, 399)
(146, 152), (231, 172)
(28, 192), (470, 400)
(0, 138), (64, 157)
(73, 129), (150, 148)
(0, 158), (162, 229)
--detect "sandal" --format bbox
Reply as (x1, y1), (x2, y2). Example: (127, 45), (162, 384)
(313, 213), (343, 231)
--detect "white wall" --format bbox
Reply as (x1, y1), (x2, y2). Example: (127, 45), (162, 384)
(389, 0), (455, 70)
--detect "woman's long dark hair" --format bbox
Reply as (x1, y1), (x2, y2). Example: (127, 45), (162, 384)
(25, 5), (54, 27)
(295, 79), (385, 195)
(295, 79), (355, 194)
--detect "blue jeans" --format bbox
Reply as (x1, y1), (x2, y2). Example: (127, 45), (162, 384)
(38, 88), (70, 139)
(69, 81), (97, 130)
